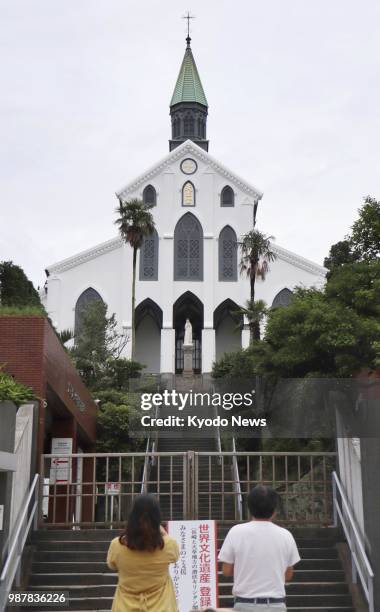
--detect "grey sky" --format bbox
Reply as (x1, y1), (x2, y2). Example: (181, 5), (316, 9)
(1, 0), (379, 289)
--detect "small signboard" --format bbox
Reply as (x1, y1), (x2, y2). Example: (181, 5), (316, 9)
(105, 483), (121, 495)
(49, 438), (73, 484)
(168, 520), (218, 612)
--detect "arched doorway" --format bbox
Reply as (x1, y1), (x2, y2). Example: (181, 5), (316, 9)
(173, 292), (204, 373)
(135, 299), (162, 373)
(213, 299), (243, 361)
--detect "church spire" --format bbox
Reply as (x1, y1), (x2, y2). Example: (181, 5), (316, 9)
(169, 27), (209, 152)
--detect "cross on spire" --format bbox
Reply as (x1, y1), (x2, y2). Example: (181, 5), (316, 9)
(183, 11), (195, 46)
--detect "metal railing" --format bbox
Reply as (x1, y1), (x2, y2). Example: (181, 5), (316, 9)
(195, 451), (336, 523)
(332, 471), (374, 612)
(39, 452), (189, 527)
(231, 440), (243, 520)
(39, 451), (336, 526)
(0, 474), (39, 611)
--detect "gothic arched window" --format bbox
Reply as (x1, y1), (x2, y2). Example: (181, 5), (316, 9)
(221, 185), (234, 207)
(272, 288), (293, 307)
(182, 181), (195, 207)
(139, 229), (159, 281)
(74, 287), (103, 338)
(174, 213), (203, 281)
(143, 184), (156, 207)
(219, 226), (238, 281)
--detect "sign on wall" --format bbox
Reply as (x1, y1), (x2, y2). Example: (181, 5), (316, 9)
(105, 482), (121, 495)
(168, 520), (218, 612)
(49, 438), (73, 484)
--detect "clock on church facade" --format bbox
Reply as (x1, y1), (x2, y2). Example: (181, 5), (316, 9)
(181, 158), (197, 174)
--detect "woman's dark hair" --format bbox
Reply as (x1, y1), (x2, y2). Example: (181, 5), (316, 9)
(120, 494), (164, 552)
(247, 485), (279, 519)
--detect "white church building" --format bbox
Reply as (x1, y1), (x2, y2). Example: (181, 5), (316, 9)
(42, 34), (326, 375)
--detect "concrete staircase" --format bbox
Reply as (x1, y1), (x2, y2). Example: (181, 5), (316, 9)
(21, 378), (355, 611)
(23, 525), (355, 611)
(148, 374), (236, 521)
(217, 523), (355, 611)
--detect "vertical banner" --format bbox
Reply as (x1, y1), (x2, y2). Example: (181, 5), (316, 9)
(168, 520), (218, 611)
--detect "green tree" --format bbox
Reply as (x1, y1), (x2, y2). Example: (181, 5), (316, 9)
(0, 368), (35, 404)
(324, 196), (380, 271)
(58, 329), (74, 345)
(325, 261), (380, 319)
(235, 299), (268, 336)
(251, 279), (380, 378)
(70, 300), (130, 389)
(115, 198), (155, 358)
(96, 390), (144, 453)
(98, 358), (144, 391)
(0, 261), (42, 308)
(212, 348), (255, 380)
(239, 230), (276, 342)
(351, 196), (380, 261)
(213, 262), (380, 380)
(323, 240), (357, 271)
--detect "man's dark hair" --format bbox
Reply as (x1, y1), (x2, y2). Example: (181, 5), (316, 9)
(247, 485), (278, 519)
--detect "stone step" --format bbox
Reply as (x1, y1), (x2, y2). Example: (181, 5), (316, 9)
(31, 558), (344, 574)
(33, 546), (340, 561)
(20, 594), (354, 611)
(34, 538), (340, 552)
(29, 569), (347, 586)
(26, 582), (350, 597)
(37, 609), (355, 612)
(218, 594), (354, 607)
(27, 525), (354, 612)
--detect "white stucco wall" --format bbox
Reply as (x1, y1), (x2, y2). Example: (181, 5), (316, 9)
(43, 141), (326, 373)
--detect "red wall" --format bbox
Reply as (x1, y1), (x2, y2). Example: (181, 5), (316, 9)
(0, 316), (97, 455)
(0, 315), (45, 396)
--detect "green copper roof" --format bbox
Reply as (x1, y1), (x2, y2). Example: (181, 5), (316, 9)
(170, 39), (208, 107)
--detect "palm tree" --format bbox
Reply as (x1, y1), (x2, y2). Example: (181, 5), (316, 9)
(239, 230), (277, 342)
(234, 299), (268, 338)
(115, 198), (155, 358)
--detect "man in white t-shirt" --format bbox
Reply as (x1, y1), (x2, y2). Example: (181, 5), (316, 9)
(218, 485), (300, 611)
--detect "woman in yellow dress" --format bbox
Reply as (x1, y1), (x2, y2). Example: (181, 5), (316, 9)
(107, 494), (179, 612)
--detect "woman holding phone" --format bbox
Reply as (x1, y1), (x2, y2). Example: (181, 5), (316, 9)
(107, 494), (179, 611)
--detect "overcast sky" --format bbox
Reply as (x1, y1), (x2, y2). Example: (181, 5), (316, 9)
(1, 0), (379, 288)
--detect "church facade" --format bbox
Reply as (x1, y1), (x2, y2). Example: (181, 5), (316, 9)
(42, 35), (326, 374)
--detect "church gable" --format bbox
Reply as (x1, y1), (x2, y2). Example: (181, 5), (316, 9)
(116, 140), (263, 204)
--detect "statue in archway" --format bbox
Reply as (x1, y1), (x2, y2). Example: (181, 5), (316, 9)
(184, 318), (193, 346)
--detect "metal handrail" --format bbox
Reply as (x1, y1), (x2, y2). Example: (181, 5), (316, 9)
(0, 474), (39, 611)
(231, 438), (243, 520)
(196, 451), (337, 456)
(140, 437), (151, 494)
(332, 471), (374, 612)
(141, 402), (160, 493)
